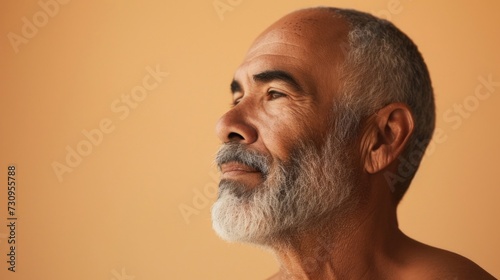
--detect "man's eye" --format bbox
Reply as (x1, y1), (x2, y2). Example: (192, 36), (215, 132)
(268, 90), (286, 100)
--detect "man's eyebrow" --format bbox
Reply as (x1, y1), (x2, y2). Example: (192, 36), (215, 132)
(253, 70), (303, 92)
(230, 70), (303, 95)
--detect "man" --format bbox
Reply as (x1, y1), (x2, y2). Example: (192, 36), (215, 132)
(211, 7), (495, 279)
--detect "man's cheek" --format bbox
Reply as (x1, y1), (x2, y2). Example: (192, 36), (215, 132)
(261, 132), (298, 163)
(256, 107), (309, 158)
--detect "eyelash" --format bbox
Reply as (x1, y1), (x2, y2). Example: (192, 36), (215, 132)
(231, 90), (286, 106)
(268, 90), (286, 100)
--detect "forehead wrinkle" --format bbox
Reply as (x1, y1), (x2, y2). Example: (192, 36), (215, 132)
(248, 26), (347, 70)
(244, 53), (307, 64)
(245, 41), (313, 61)
(247, 29), (308, 53)
(248, 41), (304, 52)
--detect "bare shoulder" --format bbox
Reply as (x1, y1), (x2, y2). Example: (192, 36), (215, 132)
(265, 238), (496, 280)
(401, 239), (496, 280)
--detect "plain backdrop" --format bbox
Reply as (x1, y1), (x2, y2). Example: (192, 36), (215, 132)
(0, 1), (499, 279)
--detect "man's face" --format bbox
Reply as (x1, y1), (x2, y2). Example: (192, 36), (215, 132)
(211, 10), (356, 243)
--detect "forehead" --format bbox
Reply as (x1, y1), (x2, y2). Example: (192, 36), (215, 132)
(234, 9), (349, 94)
(250, 10), (348, 56)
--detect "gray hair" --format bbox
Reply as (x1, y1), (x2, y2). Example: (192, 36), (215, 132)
(328, 8), (436, 201)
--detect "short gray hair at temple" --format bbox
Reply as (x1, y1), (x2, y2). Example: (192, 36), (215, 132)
(323, 7), (436, 202)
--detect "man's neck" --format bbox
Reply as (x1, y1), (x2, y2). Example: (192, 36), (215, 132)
(268, 195), (404, 279)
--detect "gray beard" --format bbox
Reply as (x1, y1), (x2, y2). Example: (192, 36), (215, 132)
(211, 133), (357, 245)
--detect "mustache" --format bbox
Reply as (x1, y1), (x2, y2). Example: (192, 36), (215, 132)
(215, 142), (270, 176)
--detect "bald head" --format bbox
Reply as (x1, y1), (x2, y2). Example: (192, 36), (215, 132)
(249, 8), (350, 63)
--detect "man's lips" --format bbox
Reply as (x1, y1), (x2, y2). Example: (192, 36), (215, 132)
(220, 162), (260, 177)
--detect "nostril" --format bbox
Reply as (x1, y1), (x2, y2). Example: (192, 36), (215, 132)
(228, 132), (244, 141)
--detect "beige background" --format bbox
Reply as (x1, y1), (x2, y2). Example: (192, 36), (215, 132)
(0, 0), (499, 279)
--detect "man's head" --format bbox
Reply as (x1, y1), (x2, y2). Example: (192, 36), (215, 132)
(211, 7), (434, 244)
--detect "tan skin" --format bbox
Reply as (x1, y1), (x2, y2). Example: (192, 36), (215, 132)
(216, 9), (495, 280)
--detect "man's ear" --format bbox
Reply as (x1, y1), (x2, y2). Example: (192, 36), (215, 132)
(362, 103), (414, 174)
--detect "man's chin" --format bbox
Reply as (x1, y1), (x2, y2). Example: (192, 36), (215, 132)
(211, 192), (273, 244)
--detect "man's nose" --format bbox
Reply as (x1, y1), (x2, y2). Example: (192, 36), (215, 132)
(215, 107), (258, 144)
